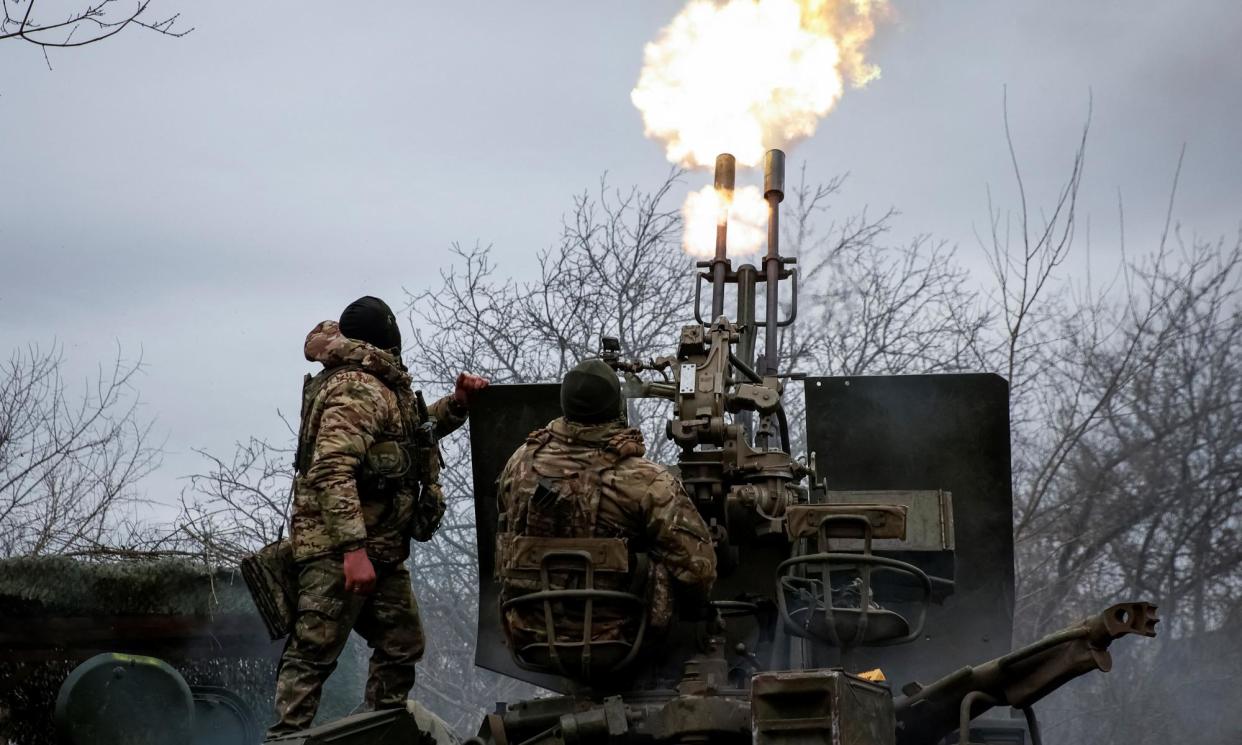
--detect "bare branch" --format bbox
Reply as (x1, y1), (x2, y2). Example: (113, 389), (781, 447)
(0, 0), (192, 52)
(0, 343), (161, 558)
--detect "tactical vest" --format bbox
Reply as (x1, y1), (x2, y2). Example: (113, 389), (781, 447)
(499, 431), (650, 593)
(294, 365), (429, 496)
(498, 430), (673, 653)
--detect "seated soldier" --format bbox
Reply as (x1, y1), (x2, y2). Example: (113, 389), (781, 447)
(494, 358), (717, 676)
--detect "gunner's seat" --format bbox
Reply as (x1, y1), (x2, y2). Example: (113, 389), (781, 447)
(497, 536), (647, 683)
(777, 505), (934, 649)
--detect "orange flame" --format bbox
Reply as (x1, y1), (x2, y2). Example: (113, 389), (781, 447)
(633, 0), (889, 169)
(633, 0), (890, 255)
(682, 185), (769, 258)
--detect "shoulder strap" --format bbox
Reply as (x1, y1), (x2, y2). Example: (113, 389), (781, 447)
(293, 363), (366, 474)
(582, 450), (625, 537)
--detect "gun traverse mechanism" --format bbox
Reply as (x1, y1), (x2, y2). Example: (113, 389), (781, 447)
(466, 150), (1160, 745)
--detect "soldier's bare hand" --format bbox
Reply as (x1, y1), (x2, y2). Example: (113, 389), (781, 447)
(343, 547), (376, 595)
(454, 372), (490, 407)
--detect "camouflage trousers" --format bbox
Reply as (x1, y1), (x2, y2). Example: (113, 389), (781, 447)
(267, 555), (425, 737)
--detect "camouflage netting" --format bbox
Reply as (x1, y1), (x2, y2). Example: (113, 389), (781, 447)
(0, 555), (254, 617)
(0, 657), (278, 745)
(0, 556), (377, 745)
(0, 647), (371, 745)
(0, 556), (275, 745)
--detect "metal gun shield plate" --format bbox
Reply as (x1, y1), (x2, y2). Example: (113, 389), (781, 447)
(803, 373), (1013, 687)
(468, 383), (571, 691)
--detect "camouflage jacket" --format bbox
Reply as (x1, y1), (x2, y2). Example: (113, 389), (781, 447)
(291, 321), (466, 563)
(496, 417), (716, 643)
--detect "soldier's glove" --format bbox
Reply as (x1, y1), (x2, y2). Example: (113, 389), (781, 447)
(408, 482), (447, 542)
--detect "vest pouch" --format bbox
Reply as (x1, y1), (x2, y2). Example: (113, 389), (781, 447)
(360, 439), (412, 495)
(406, 482), (446, 542)
(240, 539), (296, 640)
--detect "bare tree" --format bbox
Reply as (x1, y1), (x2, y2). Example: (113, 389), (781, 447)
(969, 96), (1242, 741)
(1010, 229), (1242, 745)
(779, 166), (991, 379)
(972, 102), (1240, 638)
(401, 173), (694, 728)
(0, 343), (160, 557)
(176, 435), (294, 566)
(1, 0), (189, 67)
(407, 173), (690, 387)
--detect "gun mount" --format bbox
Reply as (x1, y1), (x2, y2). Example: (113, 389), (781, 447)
(603, 151), (807, 547)
(466, 151), (1159, 745)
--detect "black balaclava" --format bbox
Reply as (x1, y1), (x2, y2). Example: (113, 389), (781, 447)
(560, 358), (622, 424)
(339, 296), (402, 353)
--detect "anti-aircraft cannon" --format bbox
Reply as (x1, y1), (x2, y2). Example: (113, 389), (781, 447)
(464, 151), (1159, 745)
(23, 152), (1158, 745)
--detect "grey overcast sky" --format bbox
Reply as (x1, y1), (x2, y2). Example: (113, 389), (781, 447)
(2, 1), (1240, 508)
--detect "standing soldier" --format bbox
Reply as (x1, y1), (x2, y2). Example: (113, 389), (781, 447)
(267, 296), (488, 738)
(494, 358), (716, 670)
